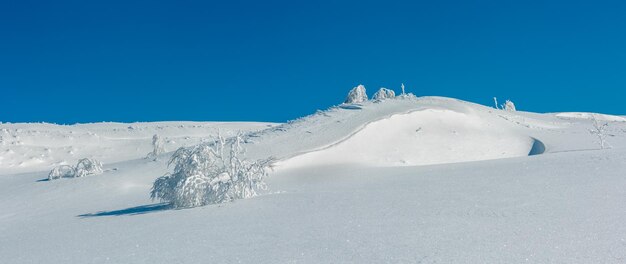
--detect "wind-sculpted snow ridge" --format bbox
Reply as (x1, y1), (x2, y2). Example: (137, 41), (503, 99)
(234, 96), (562, 170)
(278, 109), (541, 168)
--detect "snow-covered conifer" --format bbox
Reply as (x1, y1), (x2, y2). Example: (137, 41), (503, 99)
(373, 88), (396, 101)
(344, 85), (368, 104)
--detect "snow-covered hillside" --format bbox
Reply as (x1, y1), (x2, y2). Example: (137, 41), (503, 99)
(1, 96), (625, 263)
(0, 122), (275, 174)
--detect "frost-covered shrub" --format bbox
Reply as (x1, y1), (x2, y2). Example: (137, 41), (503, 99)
(146, 134), (165, 160)
(504, 100), (516, 111)
(344, 84), (368, 104)
(48, 165), (76, 180)
(75, 158), (104, 177)
(151, 134), (273, 208)
(590, 116), (611, 149)
(373, 88), (395, 100)
(47, 158), (103, 180)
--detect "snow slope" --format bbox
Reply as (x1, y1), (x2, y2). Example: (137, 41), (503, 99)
(556, 112), (626, 122)
(1, 96), (626, 263)
(0, 121), (275, 175)
(280, 108), (536, 168)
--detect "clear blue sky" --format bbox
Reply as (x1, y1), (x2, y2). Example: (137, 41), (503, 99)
(1, 0), (625, 123)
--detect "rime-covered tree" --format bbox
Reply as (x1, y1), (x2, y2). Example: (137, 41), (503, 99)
(504, 100), (516, 111)
(590, 116), (611, 149)
(48, 165), (76, 180)
(373, 88), (396, 100)
(75, 158), (104, 177)
(146, 134), (165, 161)
(151, 133), (273, 208)
(48, 158), (103, 180)
(344, 84), (368, 104)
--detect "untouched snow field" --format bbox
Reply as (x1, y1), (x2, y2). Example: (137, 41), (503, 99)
(1, 96), (626, 263)
(0, 122), (275, 175)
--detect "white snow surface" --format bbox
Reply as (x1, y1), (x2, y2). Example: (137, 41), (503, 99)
(556, 112), (626, 122)
(0, 121), (275, 174)
(1, 96), (626, 263)
(280, 108), (534, 168)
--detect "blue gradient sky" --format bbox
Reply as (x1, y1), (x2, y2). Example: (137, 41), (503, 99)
(1, 0), (625, 123)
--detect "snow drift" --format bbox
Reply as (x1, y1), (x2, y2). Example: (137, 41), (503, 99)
(556, 112), (626, 122)
(279, 108), (541, 168)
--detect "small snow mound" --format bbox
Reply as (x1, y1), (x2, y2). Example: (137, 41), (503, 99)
(344, 85), (368, 104)
(556, 112), (626, 122)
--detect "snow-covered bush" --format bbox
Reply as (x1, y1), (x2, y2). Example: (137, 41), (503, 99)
(75, 158), (104, 177)
(590, 116), (611, 149)
(344, 84), (368, 104)
(504, 100), (516, 111)
(150, 134), (273, 208)
(48, 165), (76, 180)
(373, 88), (395, 100)
(146, 134), (165, 161)
(47, 158), (103, 180)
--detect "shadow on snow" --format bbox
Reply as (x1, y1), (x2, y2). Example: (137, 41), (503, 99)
(78, 203), (171, 218)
